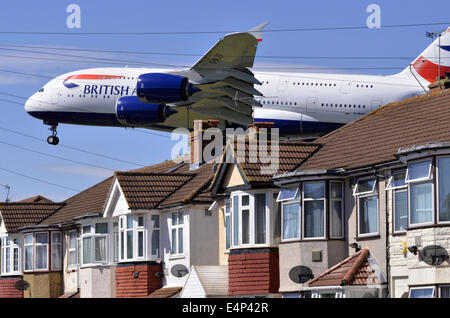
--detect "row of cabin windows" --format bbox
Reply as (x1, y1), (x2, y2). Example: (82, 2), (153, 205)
(321, 103), (367, 109)
(261, 100), (297, 106)
(260, 81), (375, 88)
(66, 94), (115, 99)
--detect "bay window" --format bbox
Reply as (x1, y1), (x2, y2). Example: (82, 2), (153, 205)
(35, 232), (49, 270)
(51, 232), (62, 270)
(355, 178), (379, 236)
(437, 157), (450, 223)
(68, 230), (78, 268)
(171, 212), (184, 255)
(119, 214), (158, 261)
(407, 160), (433, 226)
(279, 188), (300, 240)
(303, 182), (325, 239)
(230, 192), (271, 247)
(1, 237), (20, 274)
(81, 223), (108, 265)
(330, 181), (344, 238)
(387, 170), (408, 232)
(24, 234), (33, 271)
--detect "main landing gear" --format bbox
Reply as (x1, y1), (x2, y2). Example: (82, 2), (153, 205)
(47, 124), (59, 145)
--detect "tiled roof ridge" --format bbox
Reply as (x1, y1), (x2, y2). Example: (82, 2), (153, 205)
(25, 203), (67, 227)
(0, 202), (64, 206)
(63, 176), (113, 204)
(341, 249), (370, 286)
(115, 171), (195, 177)
(154, 175), (195, 208)
(185, 177), (213, 203)
(308, 249), (368, 286)
(289, 143), (323, 172)
(17, 195), (53, 203)
(316, 89), (447, 143)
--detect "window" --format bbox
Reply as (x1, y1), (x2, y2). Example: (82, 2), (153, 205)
(387, 170), (408, 232)
(112, 222), (119, 262)
(408, 160), (434, 226)
(68, 231), (78, 268)
(171, 212), (184, 255)
(137, 216), (145, 258)
(277, 187), (299, 202)
(241, 195), (250, 244)
(224, 199), (231, 250)
(81, 223), (108, 265)
(150, 215), (160, 258)
(1, 237), (20, 274)
(255, 193), (267, 244)
(330, 181), (344, 238)
(355, 178), (378, 236)
(232, 196), (239, 246)
(437, 157), (450, 222)
(282, 200), (300, 240)
(303, 182), (325, 238)
(126, 216), (134, 259)
(35, 232), (49, 270)
(51, 232), (62, 270)
(24, 234), (33, 271)
(409, 286), (435, 298)
(439, 285), (450, 298)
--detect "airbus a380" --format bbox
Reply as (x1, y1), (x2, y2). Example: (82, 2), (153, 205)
(25, 22), (450, 145)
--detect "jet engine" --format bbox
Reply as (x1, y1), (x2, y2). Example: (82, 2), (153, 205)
(115, 96), (177, 126)
(136, 73), (200, 104)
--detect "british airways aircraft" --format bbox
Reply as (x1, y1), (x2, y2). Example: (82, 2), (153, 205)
(25, 23), (450, 145)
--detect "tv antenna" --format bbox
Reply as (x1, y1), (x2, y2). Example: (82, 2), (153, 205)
(0, 183), (10, 202)
(426, 29), (447, 85)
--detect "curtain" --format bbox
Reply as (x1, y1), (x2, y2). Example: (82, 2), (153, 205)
(410, 182), (433, 224)
(331, 200), (343, 237)
(233, 196), (239, 245)
(151, 229), (160, 257)
(36, 245), (48, 269)
(394, 190), (408, 231)
(5, 247), (10, 272)
(282, 202), (300, 239)
(178, 228), (183, 254)
(438, 158), (450, 222)
(95, 236), (106, 262)
(137, 231), (144, 257)
(304, 201), (324, 238)
(440, 287), (450, 298)
(241, 209), (250, 244)
(359, 196), (378, 234)
(126, 230), (133, 259)
(52, 244), (61, 269)
(255, 194), (266, 244)
(25, 245), (33, 270)
(83, 237), (91, 264)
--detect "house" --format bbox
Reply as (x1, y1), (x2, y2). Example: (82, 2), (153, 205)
(210, 132), (321, 297)
(0, 196), (64, 298)
(272, 84), (450, 298)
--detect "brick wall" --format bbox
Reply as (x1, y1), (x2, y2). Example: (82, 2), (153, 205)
(0, 276), (23, 298)
(228, 248), (279, 296)
(116, 262), (162, 298)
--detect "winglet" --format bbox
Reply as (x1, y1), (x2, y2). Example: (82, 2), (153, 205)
(248, 21), (269, 42)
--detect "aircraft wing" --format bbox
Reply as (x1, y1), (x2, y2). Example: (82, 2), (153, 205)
(187, 22), (269, 127)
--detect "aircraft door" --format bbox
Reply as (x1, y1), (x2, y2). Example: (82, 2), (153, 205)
(306, 97), (317, 113)
(277, 77), (289, 92)
(371, 100), (382, 111)
(340, 81), (352, 94)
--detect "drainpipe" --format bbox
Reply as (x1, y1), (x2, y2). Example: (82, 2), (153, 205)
(385, 179), (390, 298)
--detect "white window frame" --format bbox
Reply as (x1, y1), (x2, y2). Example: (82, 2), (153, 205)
(51, 232), (62, 270)
(224, 199), (232, 251)
(230, 191), (271, 248)
(1, 236), (21, 275)
(388, 170), (408, 233)
(405, 159), (433, 183)
(276, 187), (299, 202)
(329, 181), (344, 239)
(170, 211), (184, 256)
(136, 216), (145, 259)
(437, 156), (450, 224)
(119, 215), (147, 262)
(407, 159), (435, 228)
(409, 286), (435, 298)
(81, 223), (109, 266)
(24, 234), (33, 272)
(68, 230), (78, 269)
(302, 181), (326, 240)
(356, 177), (379, 237)
(281, 198), (301, 242)
(34, 232), (49, 271)
(112, 222), (119, 263)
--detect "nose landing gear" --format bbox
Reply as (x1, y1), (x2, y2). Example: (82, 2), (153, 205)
(47, 124), (59, 145)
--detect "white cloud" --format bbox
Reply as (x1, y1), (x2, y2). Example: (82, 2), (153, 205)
(36, 164), (113, 178)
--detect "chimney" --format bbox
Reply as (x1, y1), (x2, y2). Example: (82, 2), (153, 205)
(428, 72), (450, 91)
(190, 120), (220, 169)
(248, 122), (275, 141)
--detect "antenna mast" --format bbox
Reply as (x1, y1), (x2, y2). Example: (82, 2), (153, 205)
(0, 183), (10, 202)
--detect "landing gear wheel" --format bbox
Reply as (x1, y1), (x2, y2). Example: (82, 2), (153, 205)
(47, 135), (59, 145)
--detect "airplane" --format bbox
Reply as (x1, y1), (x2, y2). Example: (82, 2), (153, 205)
(24, 22), (450, 145)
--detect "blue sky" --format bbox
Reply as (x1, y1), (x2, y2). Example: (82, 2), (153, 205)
(0, 0), (449, 202)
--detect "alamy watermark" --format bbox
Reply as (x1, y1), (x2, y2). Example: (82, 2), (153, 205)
(170, 127), (280, 175)
(366, 4), (381, 29)
(66, 4), (81, 29)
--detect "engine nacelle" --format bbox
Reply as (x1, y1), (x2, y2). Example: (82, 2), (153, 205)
(115, 96), (177, 126)
(136, 73), (200, 104)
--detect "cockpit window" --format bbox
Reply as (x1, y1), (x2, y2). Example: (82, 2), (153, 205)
(38, 88), (44, 93)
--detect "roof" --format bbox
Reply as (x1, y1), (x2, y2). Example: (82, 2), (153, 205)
(147, 287), (182, 298)
(39, 177), (113, 226)
(308, 249), (380, 287)
(115, 172), (194, 209)
(18, 195), (53, 203)
(0, 202), (64, 232)
(194, 265), (229, 296)
(299, 89), (450, 171)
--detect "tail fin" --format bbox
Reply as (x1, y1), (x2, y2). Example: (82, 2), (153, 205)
(399, 27), (450, 83)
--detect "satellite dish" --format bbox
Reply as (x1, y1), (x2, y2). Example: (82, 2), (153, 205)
(289, 266), (314, 284)
(170, 264), (189, 278)
(14, 280), (29, 291)
(420, 245), (449, 266)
